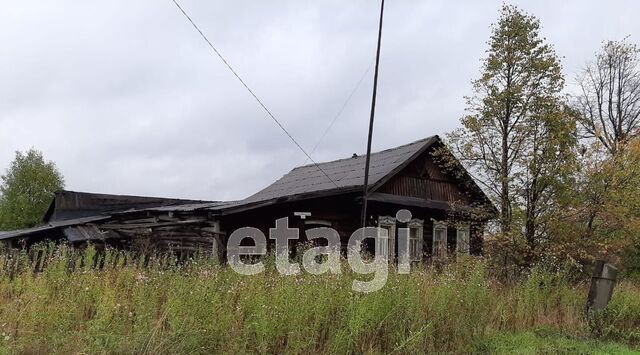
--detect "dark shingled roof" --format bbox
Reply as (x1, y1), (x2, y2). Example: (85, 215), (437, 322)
(114, 136), (441, 215)
(43, 190), (213, 222)
(0, 135), (496, 241)
(0, 216), (109, 240)
(239, 136), (439, 205)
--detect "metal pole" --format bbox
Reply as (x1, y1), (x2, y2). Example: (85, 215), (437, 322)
(360, 0), (385, 228)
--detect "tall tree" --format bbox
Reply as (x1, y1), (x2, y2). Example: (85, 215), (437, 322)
(558, 38), (640, 269)
(574, 38), (640, 156)
(0, 149), (64, 230)
(446, 5), (575, 266)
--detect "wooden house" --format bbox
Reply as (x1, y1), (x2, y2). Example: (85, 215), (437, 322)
(0, 136), (495, 261)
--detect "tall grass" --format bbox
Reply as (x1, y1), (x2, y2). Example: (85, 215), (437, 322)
(0, 246), (638, 354)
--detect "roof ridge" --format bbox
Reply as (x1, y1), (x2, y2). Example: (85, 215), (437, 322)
(291, 135), (438, 171)
(54, 190), (213, 203)
(237, 135), (441, 205)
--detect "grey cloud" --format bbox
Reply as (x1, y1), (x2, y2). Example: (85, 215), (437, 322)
(1, 0), (637, 201)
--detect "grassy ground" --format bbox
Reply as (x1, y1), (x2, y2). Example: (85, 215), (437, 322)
(474, 331), (638, 354)
(0, 246), (638, 354)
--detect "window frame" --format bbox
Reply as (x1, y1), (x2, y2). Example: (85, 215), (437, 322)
(456, 224), (471, 255)
(407, 218), (424, 261)
(432, 221), (447, 259)
(377, 216), (396, 260)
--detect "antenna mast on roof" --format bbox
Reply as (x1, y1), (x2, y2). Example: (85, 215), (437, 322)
(360, 0), (385, 229)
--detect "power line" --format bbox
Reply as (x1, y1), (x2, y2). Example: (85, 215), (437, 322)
(304, 59), (375, 165)
(171, 0), (338, 188)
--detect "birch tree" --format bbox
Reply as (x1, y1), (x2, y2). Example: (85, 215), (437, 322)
(574, 38), (640, 156)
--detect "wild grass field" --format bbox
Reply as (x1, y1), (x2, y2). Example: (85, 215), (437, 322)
(0, 246), (638, 354)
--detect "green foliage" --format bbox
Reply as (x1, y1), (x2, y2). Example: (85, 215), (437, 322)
(445, 4), (577, 269)
(622, 242), (640, 279)
(0, 149), (64, 230)
(587, 282), (640, 344)
(549, 138), (640, 269)
(474, 331), (638, 354)
(0, 247), (638, 354)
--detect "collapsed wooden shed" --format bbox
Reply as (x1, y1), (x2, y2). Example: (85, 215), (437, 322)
(0, 191), (228, 256)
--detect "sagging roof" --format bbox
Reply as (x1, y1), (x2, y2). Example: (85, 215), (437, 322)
(237, 136), (440, 205)
(43, 190), (213, 222)
(0, 216), (109, 240)
(0, 191), (217, 241)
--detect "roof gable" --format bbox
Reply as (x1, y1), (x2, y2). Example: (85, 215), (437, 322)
(377, 148), (473, 203)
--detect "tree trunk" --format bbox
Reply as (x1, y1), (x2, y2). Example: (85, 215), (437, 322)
(524, 179), (537, 266)
(501, 146), (510, 234)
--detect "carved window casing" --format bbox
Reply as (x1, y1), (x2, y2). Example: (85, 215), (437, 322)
(377, 216), (395, 260)
(456, 224), (470, 255)
(407, 219), (424, 261)
(432, 221), (447, 258)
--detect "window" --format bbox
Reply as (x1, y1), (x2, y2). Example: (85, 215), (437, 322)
(432, 222), (447, 258)
(456, 225), (470, 255)
(409, 228), (419, 259)
(407, 219), (424, 261)
(377, 227), (390, 259)
(377, 216), (396, 260)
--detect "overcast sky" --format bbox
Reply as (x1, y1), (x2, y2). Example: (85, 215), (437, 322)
(0, 1), (637, 201)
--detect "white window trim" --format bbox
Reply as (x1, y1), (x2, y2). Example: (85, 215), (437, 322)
(456, 224), (471, 255)
(407, 218), (424, 261)
(432, 221), (447, 259)
(378, 216), (396, 260)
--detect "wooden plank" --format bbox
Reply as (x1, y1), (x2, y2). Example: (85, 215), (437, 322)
(121, 217), (158, 224)
(101, 219), (208, 230)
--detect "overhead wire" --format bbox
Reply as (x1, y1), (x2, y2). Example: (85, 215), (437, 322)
(171, 0), (339, 188)
(303, 59), (375, 165)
